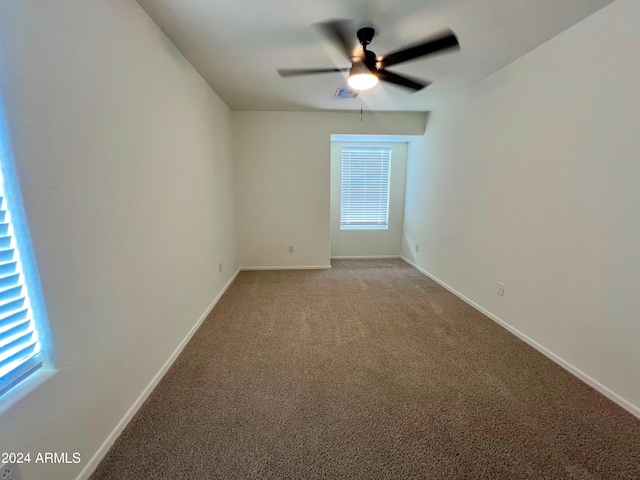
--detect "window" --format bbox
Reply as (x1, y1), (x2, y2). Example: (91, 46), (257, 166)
(340, 145), (391, 230)
(0, 119), (47, 398)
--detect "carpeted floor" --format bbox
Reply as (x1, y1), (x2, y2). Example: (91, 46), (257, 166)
(91, 259), (640, 479)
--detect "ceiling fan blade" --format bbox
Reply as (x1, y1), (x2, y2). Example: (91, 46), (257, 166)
(278, 67), (350, 77)
(380, 29), (459, 68)
(378, 70), (430, 92)
(315, 19), (358, 60)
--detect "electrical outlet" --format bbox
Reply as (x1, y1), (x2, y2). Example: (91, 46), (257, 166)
(218, 262), (223, 273)
(1, 463), (22, 480)
(288, 246), (294, 254)
(497, 282), (505, 296)
(415, 244), (419, 252)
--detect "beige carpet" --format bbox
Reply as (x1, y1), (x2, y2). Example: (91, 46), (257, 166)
(91, 259), (640, 479)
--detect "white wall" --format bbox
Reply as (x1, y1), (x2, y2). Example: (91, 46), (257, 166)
(0, 1), (238, 479)
(232, 111), (425, 268)
(331, 142), (408, 257)
(402, 0), (640, 416)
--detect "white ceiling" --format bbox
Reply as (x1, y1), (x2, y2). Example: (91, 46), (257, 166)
(136, 0), (614, 112)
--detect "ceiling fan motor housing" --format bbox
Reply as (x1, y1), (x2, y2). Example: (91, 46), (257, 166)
(357, 26), (375, 46)
(364, 50), (378, 72)
(356, 27), (378, 72)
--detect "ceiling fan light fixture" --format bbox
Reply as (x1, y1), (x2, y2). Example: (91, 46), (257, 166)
(348, 73), (378, 91)
(348, 62), (379, 90)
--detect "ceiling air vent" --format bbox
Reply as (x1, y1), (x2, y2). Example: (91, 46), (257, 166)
(334, 88), (359, 99)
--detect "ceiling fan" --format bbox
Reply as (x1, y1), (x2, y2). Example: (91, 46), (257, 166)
(277, 20), (460, 92)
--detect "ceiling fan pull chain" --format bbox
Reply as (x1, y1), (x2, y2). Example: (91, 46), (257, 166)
(360, 94), (363, 122)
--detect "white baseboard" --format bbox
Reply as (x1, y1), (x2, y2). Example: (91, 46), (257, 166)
(77, 268), (241, 480)
(240, 265), (331, 270)
(400, 256), (640, 420)
(331, 255), (401, 259)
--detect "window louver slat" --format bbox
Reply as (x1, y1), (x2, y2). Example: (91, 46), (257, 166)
(0, 319), (31, 343)
(0, 285), (22, 303)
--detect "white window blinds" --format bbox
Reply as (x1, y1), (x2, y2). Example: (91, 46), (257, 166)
(0, 172), (43, 397)
(340, 145), (391, 230)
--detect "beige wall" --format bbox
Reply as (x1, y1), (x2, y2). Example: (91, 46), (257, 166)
(232, 111), (426, 269)
(0, 1), (238, 479)
(402, 0), (640, 416)
(331, 142), (407, 257)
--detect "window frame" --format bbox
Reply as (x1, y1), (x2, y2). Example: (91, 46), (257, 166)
(340, 145), (392, 231)
(0, 107), (52, 399)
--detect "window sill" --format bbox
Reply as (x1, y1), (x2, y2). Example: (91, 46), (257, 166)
(340, 227), (389, 231)
(0, 367), (57, 416)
